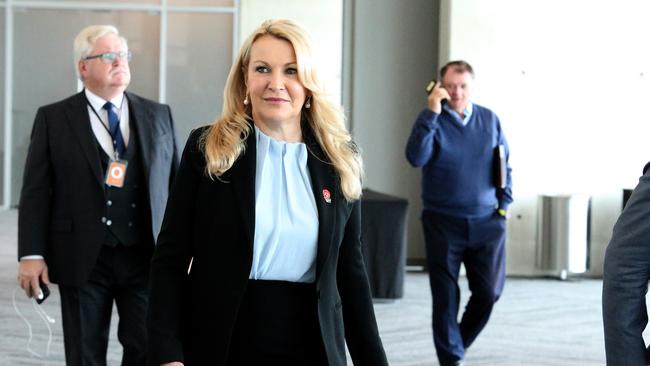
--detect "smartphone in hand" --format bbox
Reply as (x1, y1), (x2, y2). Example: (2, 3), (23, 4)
(35, 279), (50, 305)
(425, 79), (437, 94)
(426, 79), (448, 106)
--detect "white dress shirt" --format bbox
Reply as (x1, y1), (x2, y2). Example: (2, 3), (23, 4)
(85, 88), (130, 157)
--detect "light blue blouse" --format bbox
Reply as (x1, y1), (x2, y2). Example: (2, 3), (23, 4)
(249, 127), (319, 283)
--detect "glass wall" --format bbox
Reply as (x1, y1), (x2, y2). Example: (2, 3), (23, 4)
(0, 0), (343, 208)
(170, 0), (233, 6)
(4, 3), (236, 207)
(167, 12), (233, 144)
(12, 9), (161, 205)
(15, 0), (159, 3)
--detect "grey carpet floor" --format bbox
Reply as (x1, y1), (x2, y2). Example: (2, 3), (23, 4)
(0, 209), (612, 365)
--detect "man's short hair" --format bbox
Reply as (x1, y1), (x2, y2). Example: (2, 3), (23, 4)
(440, 60), (474, 79)
(73, 25), (128, 80)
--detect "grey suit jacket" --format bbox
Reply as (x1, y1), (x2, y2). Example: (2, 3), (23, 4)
(603, 162), (650, 365)
(18, 90), (180, 286)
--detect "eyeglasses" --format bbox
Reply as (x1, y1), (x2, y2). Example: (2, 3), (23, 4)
(83, 51), (132, 64)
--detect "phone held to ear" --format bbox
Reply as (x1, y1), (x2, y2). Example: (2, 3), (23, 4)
(425, 79), (437, 94)
(425, 79), (448, 105)
(35, 279), (50, 305)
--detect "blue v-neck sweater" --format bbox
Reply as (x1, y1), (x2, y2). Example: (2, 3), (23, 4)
(406, 104), (513, 218)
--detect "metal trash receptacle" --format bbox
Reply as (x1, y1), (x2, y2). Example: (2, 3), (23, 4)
(536, 194), (590, 280)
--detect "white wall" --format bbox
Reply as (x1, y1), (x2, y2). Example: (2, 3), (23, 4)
(442, 0), (650, 276)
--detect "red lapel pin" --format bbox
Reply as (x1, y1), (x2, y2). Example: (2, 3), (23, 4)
(322, 189), (331, 204)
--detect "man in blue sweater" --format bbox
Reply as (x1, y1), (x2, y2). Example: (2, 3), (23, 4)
(406, 60), (513, 366)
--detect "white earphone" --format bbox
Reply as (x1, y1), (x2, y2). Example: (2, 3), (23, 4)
(12, 286), (55, 358)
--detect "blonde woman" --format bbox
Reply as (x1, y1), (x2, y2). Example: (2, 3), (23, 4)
(147, 19), (388, 366)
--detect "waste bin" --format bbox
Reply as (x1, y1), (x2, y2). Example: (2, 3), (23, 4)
(536, 194), (590, 280)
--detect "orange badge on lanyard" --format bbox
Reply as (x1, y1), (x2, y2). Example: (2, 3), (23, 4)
(105, 160), (128, 187)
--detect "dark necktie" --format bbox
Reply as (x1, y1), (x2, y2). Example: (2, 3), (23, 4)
(103, 102), (126, 158)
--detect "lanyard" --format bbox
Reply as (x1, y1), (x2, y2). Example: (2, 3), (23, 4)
(84, 93), (126, 159)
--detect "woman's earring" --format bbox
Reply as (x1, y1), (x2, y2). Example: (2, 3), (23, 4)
(305, 97), (311, 109)
(243, 95), (249, 106)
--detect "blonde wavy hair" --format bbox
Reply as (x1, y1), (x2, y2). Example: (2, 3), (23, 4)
(201, 19), (363, 201)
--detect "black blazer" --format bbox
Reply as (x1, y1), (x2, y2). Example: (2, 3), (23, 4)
(147, 126), (388, 366)
(18, 91), (179, 286)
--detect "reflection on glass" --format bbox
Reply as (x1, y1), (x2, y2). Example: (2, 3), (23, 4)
(169, 0), (233, 6)
(15, 0), (160, 3)
(12, 9), (160, 206)
(166, 13), (233, 144)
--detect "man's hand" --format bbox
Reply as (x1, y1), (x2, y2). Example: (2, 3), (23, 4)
(427, 81), (450, 114)
(17, 259), (49, 299)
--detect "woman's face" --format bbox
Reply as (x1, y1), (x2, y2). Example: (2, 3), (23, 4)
(246, 35), (308, 128)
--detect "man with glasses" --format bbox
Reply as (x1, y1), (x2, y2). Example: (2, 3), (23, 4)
(16, 25), (179, 365)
